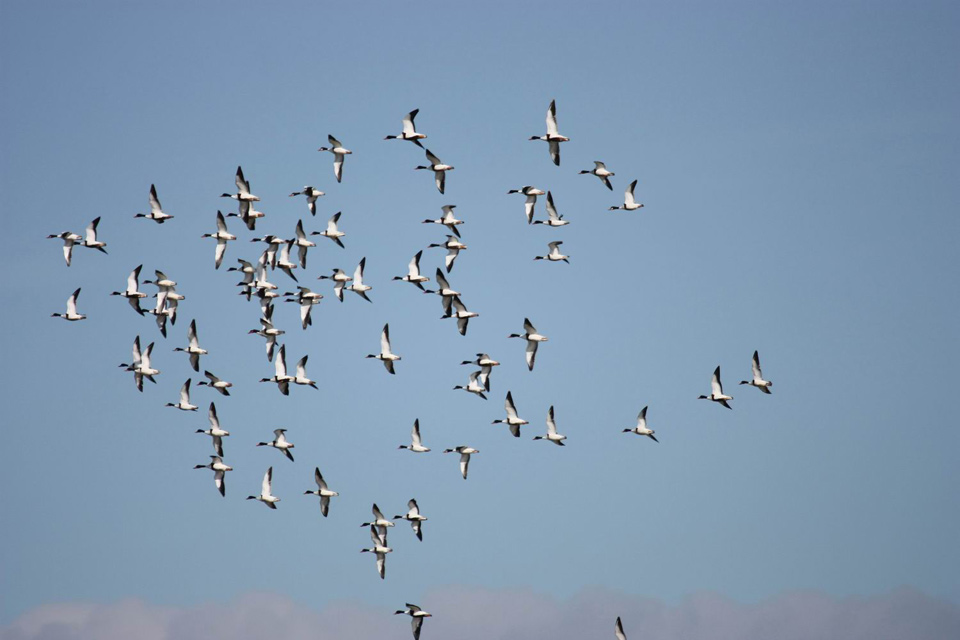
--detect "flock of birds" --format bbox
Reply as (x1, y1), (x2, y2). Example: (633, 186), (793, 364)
(47, 100), (775, 639)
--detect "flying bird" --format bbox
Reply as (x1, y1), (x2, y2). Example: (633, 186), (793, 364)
(609, 179), (644, 211)
(698, 366), (733, 409)
(360, 524), (392, 580)
(622, 406), (658, 442)
(385, 108), (427, 147)
(492, 391), (528, 437)
(47, 231), (82, 266)
(422, 204), (464, 237)
(317, 135), (352, 183)
(201, 211), (236, 269)
(194, 455), (232, 497)
(366, 324), (401, 374)
(415, 149), (454, 194)
(427, 235), (467, 273)
(79, 217), (108, 254)
(453, 370), (488, 400)
(739, 350), (773, 394)
(534, 240), (570, 263)
(531, 191), (569, 227)
(399, 419), (431, 453)
(134, 184), (173, 223)
(394, 604), (432, 640)
(196, 402), (230, 456)
(173, 319), (207, 372)
(257, 428), (295, 462)
(310, 211), (346, 248)
(534, 405), (567, 445)
(288, 186), (325, 216)
(304, 467), (339, 517)
(579, 161), (615, 190)
(166, 378), (198, 411)
(51, 288), (85, 321)
(220, 166), (260, 202)
(198, 370), (232, 396)
(246, 466), (280, 508)
(507, 185), (546, 224)
(442, 446), (479, 480)
(508, 318), (548, 371)
(393, 250), (430, 291)
(394, 499), (428, 541)
(529, 99), (569, 165)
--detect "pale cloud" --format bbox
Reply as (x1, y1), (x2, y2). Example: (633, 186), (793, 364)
(3, 586), (958, 640)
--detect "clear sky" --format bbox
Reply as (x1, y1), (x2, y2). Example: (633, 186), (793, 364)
(2, 0), (959, 636)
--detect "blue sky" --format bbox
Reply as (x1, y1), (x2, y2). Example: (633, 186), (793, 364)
(2, 0), (959, 632)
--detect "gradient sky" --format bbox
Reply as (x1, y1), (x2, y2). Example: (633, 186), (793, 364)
(1, 0), (959, 632)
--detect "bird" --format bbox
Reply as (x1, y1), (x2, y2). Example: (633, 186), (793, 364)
(394, 604), (432, 640)
(699, 366), (733, 409)
(134, 184), (173, 223)
(198, 370), (232, 396)
(317, 134), (352, 183)
(79, 217), (108, 254)
(227, 199), (266, 230)
(173, 319), (207, 372)
(534, 240), (570, 263)
(259, 344), (293, 396)
(361, 504), (396, 529)
(246, 466), (280, 508)
(110, 265), (147, 315)
(508, 318), (548, 371)
(492, 391), (528, 437)
(579, 161), (615, 190)
(143, 269), (177, 290)
(394, 499), (428, 541)
(385, 108), (427, 147)
(460, 353), (500, 368)
(288, 186), (325, 216)
(135, 340), (161, 380)
(292, 355), (318, 389)
(739, 350), (773, 394)
(194, 455), (232, 497)
(148, 293), (175, 338)
(442, 446), (479, 480)
(220, 166), (260, 202)
(399, 419), (430, 452)
(443, 296), (479, 336)
(310, 211), (346, 248)
(393, 250), (430, 291)
(529, 99), (569, 165)
(290, 220), (316, 268)
(615, 616), (627, 640)
(507, 186), (546, 224)
(427, 235), (467, 273)
(47, 231), (82, 267)
(423, 270), (460, 313)
(534, 405), (566, 445)
(118, 335), (156, 392)
(248, 310), (283, 361)
(360, 524), (392, 580)
(318, 267), (352, 302)
(422, 204), (464, 238)
(346, 257), (373, 302)
(166, 379), (198, 411)
(366, 324), (401, 374)
(622, 406), (658, 442)
(51, 288), (85, 321)
(201, 211), (236, 269)
(304, 467), (339, 517)
(284, 287), (322, 330)
(415, 149), (454, 194)
(609, 179), (644, 211)
(531, 191), (569, 226)
(257, 428), (295, 461)
(275, 240), (300, 283)
(196, 402), (230, 456)
(453, 370), (488, 400)
(250, 235), (283, 269)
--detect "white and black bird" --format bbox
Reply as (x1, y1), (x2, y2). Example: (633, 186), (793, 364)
(304, 467), (339, 517)
(166, 378), (198, 411)
(134, 184), (173, 223)
(276, 240), (300, 283)
(507, 185), (546, 224)
(623, 406), (658, 442)
(51, 288), (86, 321)
(259, 344), (293, 395)
(534, 405), (566, 445)
(284, 287), (322, 329)
(534, 240), (569, 263)
(423, 269), (460, 306)
(508, 318), (548, 371)
(529, 99), (569, 166)
(699, 366), (733, 409)
(427, 235), (467, 273)
(739, 350), (773, 394)
(394, 604), (432, 640)
(532, 191), (569, 227)
(360, 525), (392, 580)
(609, 179), (644, 211)
(173, 319), (207, 372)
(227, 199), (266, 230)
(415, 149), (454, 194)
(453, 370), (488, 400)
(194, 455), (232, 497)
(196, 402), (230, 456)
(422, 204), (464, 238)
(47, 231), (82, 266)
(201, 211), (236, 269)
(310, 211), (346, 248)
(317, 135), (352, 183)
(257, 428), (295, 461)
(118, 335), (156, 392)
(110, 265), (147, 315)
(361, 503), (395, 530)
(492, 391), (528, 438)
(579, 161), (615, 190)
(346, 257), (373, 302)
(246, 466), (280, 509)
(393, 250), (430, 291)
(393, 499), (428, 542)
(291, 219), (316, 269)
(198, 370), (232, 396)
(461, 353), (500, 368)
(366, 323), (401, 374)
(399, 419), (430, 452)
(220, 165), (260, 203)
(293, 355), (318, 389)
(318, 267), (352, 302)
(288, 186), (325, 216)
(442, 446), (479, 480)
(443, 296), (479, 336)
(385, 108), (427, 147)
(79, 217), (108, 254)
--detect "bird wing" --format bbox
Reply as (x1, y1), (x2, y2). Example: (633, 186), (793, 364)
(85, 217), (100, 243)
(425, 149), (441, 165)
(524, 194), (536, 224)
(411, 419), (422, 446)
(402, 109), (418, 135)
(546, 406), (557, 434)
(149, 184), (162, 213)
(208, 402), (220, 429)
(235, 166), (249, 194)
(505, 391), (518, 419)
(67, 288), (80, 315)
(179, 379), (191, 404)
(549, 140), (560, 166)
(545, 99), (559, 136)
(752, 351), (763, 380)
(625, 180), (638, 206)
(545, 192), (559, 221)
(435, 170), (445, 194)
(525, 340), (539, 371)
(711, 366), (724, 396)
(262, 467), (273, 496)
(615, 617), (627, 640)
(381, 324), (391, 354)
(460, 453), (470, 479)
